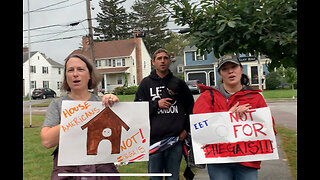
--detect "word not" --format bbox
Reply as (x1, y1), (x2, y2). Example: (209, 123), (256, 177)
(193, 120), (209, 130)
(120, 129), (146, 152)
(62, 101), (91, 118)
(61, 108), (100, 133)
(229, 110), (256, 123)
(201, 139), (273, 158)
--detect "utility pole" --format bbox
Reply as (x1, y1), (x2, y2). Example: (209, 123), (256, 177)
(27, 0), (32, 127)
(86, 0), (97, 95)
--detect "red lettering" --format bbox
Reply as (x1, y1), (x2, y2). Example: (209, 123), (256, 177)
(233, 125), (242, 138)
(239, 113), (247, 121)
(247, 110), (256, 121)
(253, 123), (267, 137)
(242, 124), (253, 136)
(230, 113), (239, 123)
(201, 139), (274, 158)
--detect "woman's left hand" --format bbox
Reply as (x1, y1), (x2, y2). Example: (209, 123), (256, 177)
(102, 94), (119, 107)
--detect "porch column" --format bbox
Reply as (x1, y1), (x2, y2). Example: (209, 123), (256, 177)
(104, 74), (107, 92)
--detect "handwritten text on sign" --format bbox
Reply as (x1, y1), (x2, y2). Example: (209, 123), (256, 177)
(58, 101), (150, 166)
(190, 107), (279, 164)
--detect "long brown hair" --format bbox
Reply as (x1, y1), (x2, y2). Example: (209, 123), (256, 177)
(61, 54), (101, 92)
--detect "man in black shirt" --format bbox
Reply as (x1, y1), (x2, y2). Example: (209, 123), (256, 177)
(135, 48), (194, 180)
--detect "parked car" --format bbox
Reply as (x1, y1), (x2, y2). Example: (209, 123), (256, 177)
(186, 80), (201, 94)
(32, 88), (56, 99)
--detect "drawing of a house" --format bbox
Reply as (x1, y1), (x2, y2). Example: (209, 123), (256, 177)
(81, 107), (130, 155)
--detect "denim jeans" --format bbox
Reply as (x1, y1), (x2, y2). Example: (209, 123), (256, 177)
(148, 141), (183, 180)
(207, 163), (257, 180)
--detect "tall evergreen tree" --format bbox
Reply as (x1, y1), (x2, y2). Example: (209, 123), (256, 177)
(94, 0), (131, 41)
(130, 0), (170, 54)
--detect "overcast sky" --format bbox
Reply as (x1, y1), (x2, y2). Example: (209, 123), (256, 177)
(23, 0), (184, 64)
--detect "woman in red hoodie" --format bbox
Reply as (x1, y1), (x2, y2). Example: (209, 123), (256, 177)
(193, 54), (275, 180)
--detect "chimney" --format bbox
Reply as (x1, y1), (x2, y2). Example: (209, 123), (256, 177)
(82, 36), (90, 49)
(133, 30), (143, 85)
(23, 47), (29, 53)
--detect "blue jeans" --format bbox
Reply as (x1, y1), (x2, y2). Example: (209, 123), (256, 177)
(148, 141), (183, 180)
(207, 163), (257, 180)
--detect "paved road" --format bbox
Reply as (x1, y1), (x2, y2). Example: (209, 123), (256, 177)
(267, 101), (297, 130)
(23, 98), (54, 114)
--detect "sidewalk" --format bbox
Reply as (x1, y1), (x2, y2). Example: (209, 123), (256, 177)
(193, 136), (293, 180)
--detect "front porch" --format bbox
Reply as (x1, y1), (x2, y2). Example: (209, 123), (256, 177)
(98, 67), (131, 93)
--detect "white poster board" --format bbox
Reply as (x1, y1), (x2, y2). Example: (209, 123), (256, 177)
(58, 101), (150, 166)
(190, 107), (279, 164)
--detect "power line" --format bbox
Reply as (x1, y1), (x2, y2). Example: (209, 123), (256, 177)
(24, 0), (85, 14)
(23, 18), (94, 32)
(23, 34), (84, 45)
(23, 27), (88, 38)
(23, 0), (69, 14)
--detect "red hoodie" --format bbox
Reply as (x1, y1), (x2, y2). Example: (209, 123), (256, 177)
(193, 84), (276, 169)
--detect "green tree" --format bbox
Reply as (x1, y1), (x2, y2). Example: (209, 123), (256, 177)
(285, 67), (297, 98)
(159, 0), (297, 70)
(164, 32), (190, 56)
(130, 0), (170, 54)
(94, 0), (131, 41)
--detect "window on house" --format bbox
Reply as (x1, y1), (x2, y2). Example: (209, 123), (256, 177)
(42, 67), (48, 74)
(30, 66), (36, 73)
(177, 65), (183, 73)
(96, 60), (101, 67)
(58, 68), (61, 74)
(117, 75), (122, 85)
(209, 71), (215, 86)
(112, 59), (116, 67)
(251, 66), (258, 84)
(57, 82), (62, 89)
(43, 81), (49, 88)
(122, 58), (125, 66)
(106, 59), (112, 67)
(31, 81), (36, 89)
(195, 50), (207, 61)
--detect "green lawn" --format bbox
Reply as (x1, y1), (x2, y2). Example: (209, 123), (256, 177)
(262, 89), (297, 99)
(275, 125), (297, 180)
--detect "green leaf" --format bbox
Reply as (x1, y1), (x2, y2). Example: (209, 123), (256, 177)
(227, 21), (236, 28)
(217, 23), (226, 34)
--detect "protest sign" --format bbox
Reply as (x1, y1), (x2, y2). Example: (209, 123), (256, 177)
(190, 107), (278, 164)
(58, 101), (150, 166)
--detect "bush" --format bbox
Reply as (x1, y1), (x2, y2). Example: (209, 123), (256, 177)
(265, 72), (281, 90)
(113, 86), (138, 95)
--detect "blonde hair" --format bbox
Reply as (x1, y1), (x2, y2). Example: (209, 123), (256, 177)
(61, 54), (101, 92)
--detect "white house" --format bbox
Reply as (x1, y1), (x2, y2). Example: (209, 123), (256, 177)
(67, 31), (152, 93)
(23, 48), (64, 97)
